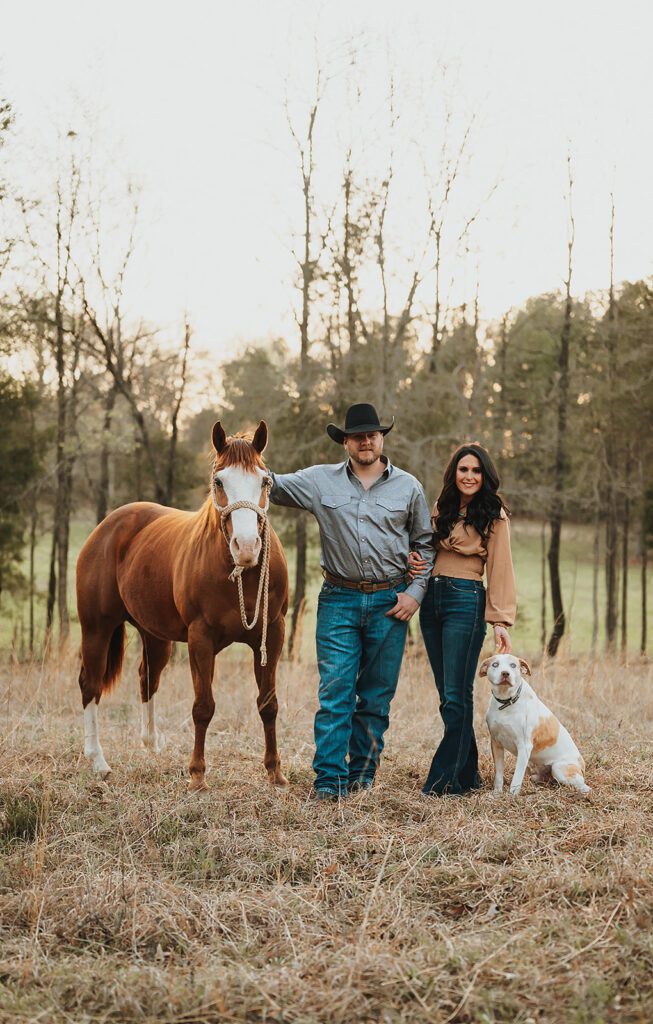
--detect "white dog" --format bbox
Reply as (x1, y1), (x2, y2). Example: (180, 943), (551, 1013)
(481, 654), (590, 796)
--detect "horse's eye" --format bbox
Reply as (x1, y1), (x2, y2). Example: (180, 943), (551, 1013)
(263, 476), (272, 488)
(214, 477), (223, 490)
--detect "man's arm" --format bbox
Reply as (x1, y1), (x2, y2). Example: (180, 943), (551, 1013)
(404, 484), (435, 605)
(385, 482), (435, 621)
(268, 468), (316, 511)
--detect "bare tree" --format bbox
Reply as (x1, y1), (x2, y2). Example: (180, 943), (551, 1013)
(547, 157), (575, 658)
(285, 70), (325, 657)
(165, 318), (191, 505)
(604, 194), (619, 651)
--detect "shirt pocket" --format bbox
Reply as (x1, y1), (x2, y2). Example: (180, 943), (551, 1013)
(375, 495), (408, 526)
(319, 494), (351, 536)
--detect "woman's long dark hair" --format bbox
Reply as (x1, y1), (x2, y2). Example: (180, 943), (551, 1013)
(433, 443), (510, 544)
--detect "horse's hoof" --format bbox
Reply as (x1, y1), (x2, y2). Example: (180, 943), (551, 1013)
(142, 732), (166, 754)
(95, 766), (112, 780)
(188, 776), (208, 793)
(270, 771), (289, 787)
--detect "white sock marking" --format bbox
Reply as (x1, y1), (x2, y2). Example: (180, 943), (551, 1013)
(83, 703), (111, 776)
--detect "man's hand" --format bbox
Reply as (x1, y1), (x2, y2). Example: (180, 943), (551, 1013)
(386, 592), (419, 621)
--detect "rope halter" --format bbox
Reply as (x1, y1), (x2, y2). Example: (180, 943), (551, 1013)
(211, 475), (272, 666)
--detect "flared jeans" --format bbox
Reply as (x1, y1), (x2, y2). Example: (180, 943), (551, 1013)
(419, 575), (487, 795)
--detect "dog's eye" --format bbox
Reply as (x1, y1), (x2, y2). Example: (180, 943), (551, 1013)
(510, 663), (517, 668)
(492, 661), (499, 668)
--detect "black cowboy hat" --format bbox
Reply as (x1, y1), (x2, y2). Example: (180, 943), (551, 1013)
(326, 403), (395, 445)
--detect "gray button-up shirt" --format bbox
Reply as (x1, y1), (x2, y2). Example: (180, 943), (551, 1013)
(269, 458), (435, 604)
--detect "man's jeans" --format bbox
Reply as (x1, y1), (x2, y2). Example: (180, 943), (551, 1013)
(314, 581), (409, 794)
(419, 576), (487, 795)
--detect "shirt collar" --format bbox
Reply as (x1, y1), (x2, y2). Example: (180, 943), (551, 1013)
(345, 456), (392, 482)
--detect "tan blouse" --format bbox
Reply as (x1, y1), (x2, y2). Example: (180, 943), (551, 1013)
(431, 504), (516, 627)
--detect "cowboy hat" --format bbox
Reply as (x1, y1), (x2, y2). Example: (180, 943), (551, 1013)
(326, 403), (395, 444)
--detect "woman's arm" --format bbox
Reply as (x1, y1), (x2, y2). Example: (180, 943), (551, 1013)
(485, 514), (516, 653)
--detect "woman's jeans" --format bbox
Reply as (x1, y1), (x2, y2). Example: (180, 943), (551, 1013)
(314, 581), (409, 795)
(419, 576), (487, 795)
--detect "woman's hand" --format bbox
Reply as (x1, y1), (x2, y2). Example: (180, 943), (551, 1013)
(407, 549), (427, 580)
(494, 625), (511, 653)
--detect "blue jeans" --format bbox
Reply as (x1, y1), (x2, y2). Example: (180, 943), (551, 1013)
(419, 576), (487, 795)
(314, 581), (409, 794)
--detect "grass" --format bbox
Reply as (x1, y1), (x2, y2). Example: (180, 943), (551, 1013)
(1, 643), (652, 1022)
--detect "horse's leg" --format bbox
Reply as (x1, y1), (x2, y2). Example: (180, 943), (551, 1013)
(252, 617), (288, 787)
(79, 627), (118, 777)
(187, 623), (216, 792)
(138, 632), (172, 755)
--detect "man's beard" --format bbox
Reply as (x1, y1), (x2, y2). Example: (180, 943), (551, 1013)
(351, 449), (380, 465)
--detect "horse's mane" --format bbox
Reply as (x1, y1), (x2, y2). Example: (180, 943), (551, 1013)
(213, 431), (266, 472)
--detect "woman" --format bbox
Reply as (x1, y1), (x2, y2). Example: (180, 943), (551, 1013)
(408, 443), (516, 796)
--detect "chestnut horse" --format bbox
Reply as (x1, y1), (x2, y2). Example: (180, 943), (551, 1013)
(76, 420), (289, 791)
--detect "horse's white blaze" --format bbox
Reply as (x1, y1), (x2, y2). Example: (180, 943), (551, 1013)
(218, 465), (268, 566)
(83, 702), (111, 775)
(141, 696), (165, 753)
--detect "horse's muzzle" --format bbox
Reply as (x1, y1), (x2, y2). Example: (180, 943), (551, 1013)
(230, 534), (262, 567)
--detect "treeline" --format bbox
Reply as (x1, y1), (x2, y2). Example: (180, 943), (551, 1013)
(1, 89), (651, 661)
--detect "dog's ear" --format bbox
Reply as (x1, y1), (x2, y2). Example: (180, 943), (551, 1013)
(519, 658), (532, 677)
(479, 657), (492, 677)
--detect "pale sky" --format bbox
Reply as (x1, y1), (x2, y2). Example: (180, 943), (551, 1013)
(2, 0), (652, 360)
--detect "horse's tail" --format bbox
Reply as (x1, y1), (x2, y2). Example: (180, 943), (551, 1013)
(102, 623), (126, 694)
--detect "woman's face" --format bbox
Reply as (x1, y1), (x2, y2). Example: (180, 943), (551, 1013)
(455, 454), (483, 502)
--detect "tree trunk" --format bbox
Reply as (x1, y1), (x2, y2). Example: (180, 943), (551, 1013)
(29, 500), (38, 656)
(641, 502), (648, 658)
(591, 502), (600, 656)
(96, 383), (117, 523)
(290, 517), (307, 660)
(540, 519), (547, 651)
(287, 88), (320, 658)
(621, 453), (631, 656)
(45, 530), (56, 648)
(604, 194), (619, 651)
(165, 321), (191, 506)
(546, 158), (574, 658)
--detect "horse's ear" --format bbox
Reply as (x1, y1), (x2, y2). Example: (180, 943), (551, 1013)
(212, 421), (227, 454)
(252, 420), (268, 454)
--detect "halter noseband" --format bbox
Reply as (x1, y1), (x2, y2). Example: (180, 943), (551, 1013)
(210, 474), (273, 666)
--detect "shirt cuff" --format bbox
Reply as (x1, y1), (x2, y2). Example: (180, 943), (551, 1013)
(405, 578), (428, 605)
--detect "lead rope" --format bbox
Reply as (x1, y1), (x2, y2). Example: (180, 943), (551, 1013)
(212, 481), (271, 666)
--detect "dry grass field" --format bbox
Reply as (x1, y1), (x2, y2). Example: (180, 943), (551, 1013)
(1, 640), (653, 1024)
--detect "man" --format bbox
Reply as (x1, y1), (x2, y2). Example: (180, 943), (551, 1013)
(270, 403), (434, 800)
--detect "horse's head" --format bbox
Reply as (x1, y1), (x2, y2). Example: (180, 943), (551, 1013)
(211, 420), (271, 568)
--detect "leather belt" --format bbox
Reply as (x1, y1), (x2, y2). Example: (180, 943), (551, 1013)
(322, 569), (405, 593)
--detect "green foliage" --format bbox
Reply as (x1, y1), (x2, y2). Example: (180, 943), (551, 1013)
(0, 375), (42, 596)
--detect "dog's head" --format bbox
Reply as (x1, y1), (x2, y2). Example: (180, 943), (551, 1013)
(479, 653), (531, 694)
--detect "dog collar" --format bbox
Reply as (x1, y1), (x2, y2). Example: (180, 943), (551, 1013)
(495, 682), (523, 710)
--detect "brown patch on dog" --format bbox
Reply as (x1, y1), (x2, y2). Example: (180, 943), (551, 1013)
(532, 715), (560, 753)
(564, 763), (582, 779)
(479, 658), (492, 677)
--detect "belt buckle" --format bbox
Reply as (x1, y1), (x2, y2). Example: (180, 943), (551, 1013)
(360, 580), (375, 593)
